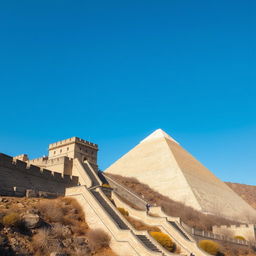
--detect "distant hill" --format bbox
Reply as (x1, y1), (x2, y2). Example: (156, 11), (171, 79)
(226, 182), (256, 209)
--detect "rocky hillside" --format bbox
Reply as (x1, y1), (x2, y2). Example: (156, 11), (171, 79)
(226, 182), (256, 210)
(0, 196), (116, 256)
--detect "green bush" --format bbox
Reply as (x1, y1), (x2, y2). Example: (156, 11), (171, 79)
(2, 213), (20, 227)
(234, 235), (245, 240)
(117, 207), (129, 216)
(150, 231), (176, 252)
(199, 240), (220, 255)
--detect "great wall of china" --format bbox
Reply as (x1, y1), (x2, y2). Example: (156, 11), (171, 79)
(0, 132), (256, 256)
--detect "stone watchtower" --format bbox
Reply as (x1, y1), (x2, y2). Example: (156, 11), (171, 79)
(24, 137), (98, 176)
(48, 137), (98, 166)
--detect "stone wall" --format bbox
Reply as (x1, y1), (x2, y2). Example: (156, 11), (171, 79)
(0, 153), (79, 196)
(212, 224), (256, 241)
(104, 174), (147, 210)
(27, 156), (73, 175)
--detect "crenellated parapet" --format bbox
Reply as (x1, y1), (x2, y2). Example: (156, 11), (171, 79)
(212, 223), (256, 241)
(0, 153), (79, 196)
(49, 137), (98, 150)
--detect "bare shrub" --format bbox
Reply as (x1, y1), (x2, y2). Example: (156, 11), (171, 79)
(70, 221), (88, 236)
(75, 247), (91, 256)
(51, 223), (66, 239)
(87, 229), (111, 252)
(2, 212), (20, 227)
(32, 228), (50, 252)
(37, 199), (64, 223)
(60, 197), (85, 222)
(125, 216), (160, 232)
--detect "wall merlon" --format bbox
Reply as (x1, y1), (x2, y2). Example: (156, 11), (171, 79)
(72, 176), (79, 184)
(64, 175), (72, 182)
(28, 164), (41, 173)
(14, 159), (27, 169)
(29, 156), (48, 163)
(41, 169), (54, 178)
(48, 137), (98, 150)
(53, 172), (63, 180)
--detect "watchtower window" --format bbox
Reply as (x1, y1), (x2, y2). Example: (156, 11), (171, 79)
(54, 151), (56, 155)
(67, 147), (69, 151)
(60, 149), (62, 153)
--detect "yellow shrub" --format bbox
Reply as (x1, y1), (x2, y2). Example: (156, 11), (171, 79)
(102, 184), (111, 188)
(234, 235), (245, 240)
(150, 231), (175, 252)
(2, 213), (20, 227)
(199, 240), (220, 255)
(117, 207), (129, 216)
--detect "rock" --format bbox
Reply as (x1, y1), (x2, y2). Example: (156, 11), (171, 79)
(16, 203), (24, 208)
(62, 238), (72, 247)
(62, 226), (72, 236)
(73, 237), (86, 246)
(0, 197), (3, 202)
(50, 253), (67, 256)
(26, 208), (39, 215)
(21, 213), (41, 229)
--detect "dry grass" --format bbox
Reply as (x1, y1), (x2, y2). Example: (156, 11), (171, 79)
(32, 228), (50, 253)
(87, 229), (111, 252)
(107, 174), (239, 230)
(219, 241), (256, 256)
(226, 182), (256, 210)
(37, 199), (64, 223)
(116, 194), (142, 210)
(124, 215), (160, 232)
(0, 196), (116, 256)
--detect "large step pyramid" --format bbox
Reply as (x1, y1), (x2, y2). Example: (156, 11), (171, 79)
(105, 129), (256, 222)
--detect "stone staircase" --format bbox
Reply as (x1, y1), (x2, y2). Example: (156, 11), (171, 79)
(66, 161), (202, 255)
(168, 221), (191, 241)
(82, 162), (101, 188)
(136, 235), (164, 254)
(90, 189), (171, 255)
(109, 182), (211, 256)
(91, 190), (129, 230)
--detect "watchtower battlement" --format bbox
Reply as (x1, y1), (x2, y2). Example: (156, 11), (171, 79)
(49, 137), (98, 150)
(48, 137), (98, 166)
(14, 136), (99, 178)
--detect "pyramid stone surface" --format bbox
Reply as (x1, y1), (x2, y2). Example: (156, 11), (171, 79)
(105, 129), (256, 221)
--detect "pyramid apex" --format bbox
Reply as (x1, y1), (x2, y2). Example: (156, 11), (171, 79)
(140, 129), (179, 144)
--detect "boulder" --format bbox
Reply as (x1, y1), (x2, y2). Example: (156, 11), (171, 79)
(21, 213), (41, 229)
(62, 238), (72, 247)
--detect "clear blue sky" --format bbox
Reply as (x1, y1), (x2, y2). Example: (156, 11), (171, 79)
(0, 0), (256, 185)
